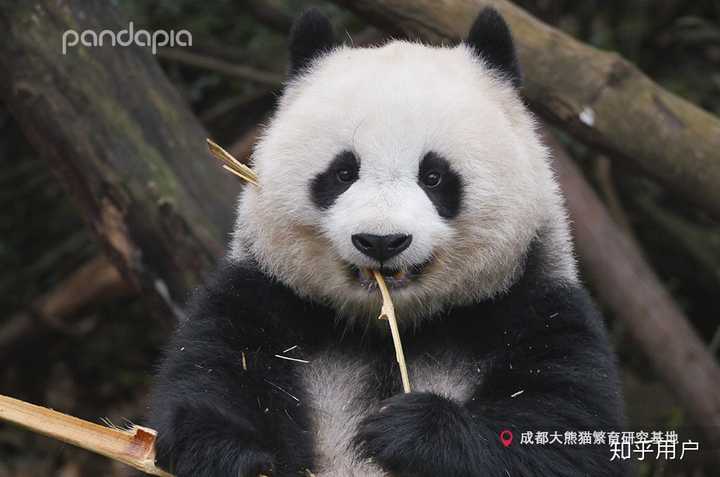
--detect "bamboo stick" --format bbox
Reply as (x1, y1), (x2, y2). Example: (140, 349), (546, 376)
(0, 394), (172, 476)
(206, 138), (259, 186)
(372, 271), (412, 393)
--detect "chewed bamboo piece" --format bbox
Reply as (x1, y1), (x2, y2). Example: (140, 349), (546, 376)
(372, 270), (412, 393)
(206, 138), (259, 186)
(0, 394), (172, 476)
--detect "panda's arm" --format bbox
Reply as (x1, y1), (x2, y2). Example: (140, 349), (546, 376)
(354, 285), (628, 477)
(148, 263), (312, 477)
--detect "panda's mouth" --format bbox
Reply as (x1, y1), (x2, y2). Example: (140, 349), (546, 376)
(348, 262), (428, 289)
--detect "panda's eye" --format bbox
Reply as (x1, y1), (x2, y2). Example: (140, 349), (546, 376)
(422, 171), (442, 188)
(336, 168), (356, 183)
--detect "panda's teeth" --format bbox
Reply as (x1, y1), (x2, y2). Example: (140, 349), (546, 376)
(352, 266), (418, 286)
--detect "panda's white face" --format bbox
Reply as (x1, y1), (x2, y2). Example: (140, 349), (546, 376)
(231, 41), (576, 324)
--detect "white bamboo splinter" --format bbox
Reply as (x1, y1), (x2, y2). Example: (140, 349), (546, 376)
(372, 270), (412, 393)
(206, 138), (259, 186)
(0, 394), (172, 476)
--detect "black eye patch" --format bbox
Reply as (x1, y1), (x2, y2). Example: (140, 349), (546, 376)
(418, 152), (463, 219)
(310, 150), (360, 209)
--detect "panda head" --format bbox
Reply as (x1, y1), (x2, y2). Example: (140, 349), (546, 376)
(231, 8), (577, 323)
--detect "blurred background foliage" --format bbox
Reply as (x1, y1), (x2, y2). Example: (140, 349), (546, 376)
(0, 1), (718, 475)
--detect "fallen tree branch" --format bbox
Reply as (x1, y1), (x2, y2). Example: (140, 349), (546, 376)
(0, 255), (133, 357)
(158, 49), (284, 87)
(199, 94), (260, 123)
(32, 255), (133, 328)
(0, 394), (172, 476)
(329, 0), (720, 220)
(547, 131), (720, 452)
(0, 0), (241, 313)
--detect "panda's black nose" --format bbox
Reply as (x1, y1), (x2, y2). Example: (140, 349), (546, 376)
(351, 233), (413, 262)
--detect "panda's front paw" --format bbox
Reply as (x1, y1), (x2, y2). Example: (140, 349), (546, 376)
(353, 392), (482, 477)
(154, 403), (280, 477)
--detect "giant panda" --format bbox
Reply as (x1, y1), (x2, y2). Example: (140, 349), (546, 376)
(149, 7), (627, 477)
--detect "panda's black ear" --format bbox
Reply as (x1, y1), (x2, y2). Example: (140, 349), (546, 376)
(465, 8), (521, 88)
(288, 8), (336, 77)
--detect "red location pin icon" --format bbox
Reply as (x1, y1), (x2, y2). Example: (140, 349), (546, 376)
(500, 430), (513, 447)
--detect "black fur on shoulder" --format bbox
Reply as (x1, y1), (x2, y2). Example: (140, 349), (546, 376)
(288, 8), (336, 77)
(466, 7), (522, 88)
(149, 262), (335, 476)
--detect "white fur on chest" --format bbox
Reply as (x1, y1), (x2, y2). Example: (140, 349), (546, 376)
(300, 350), (478, 476)
(409, 353), (478, 402)
(300, 353), (382, 476)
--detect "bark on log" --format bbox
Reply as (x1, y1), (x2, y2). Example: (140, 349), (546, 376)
(548, 132), (720, 451)
(0, 0), (240, 314)
(330, 0), (720, 220)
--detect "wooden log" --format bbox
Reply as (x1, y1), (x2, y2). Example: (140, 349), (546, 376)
(158, 49), (284, 87)
(0, 256), (133, 357)
(329, 0), (720, 220)
(0, 0), (240, 314)
(548, 132), (720, 451)
(33, 255), (132, 325)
